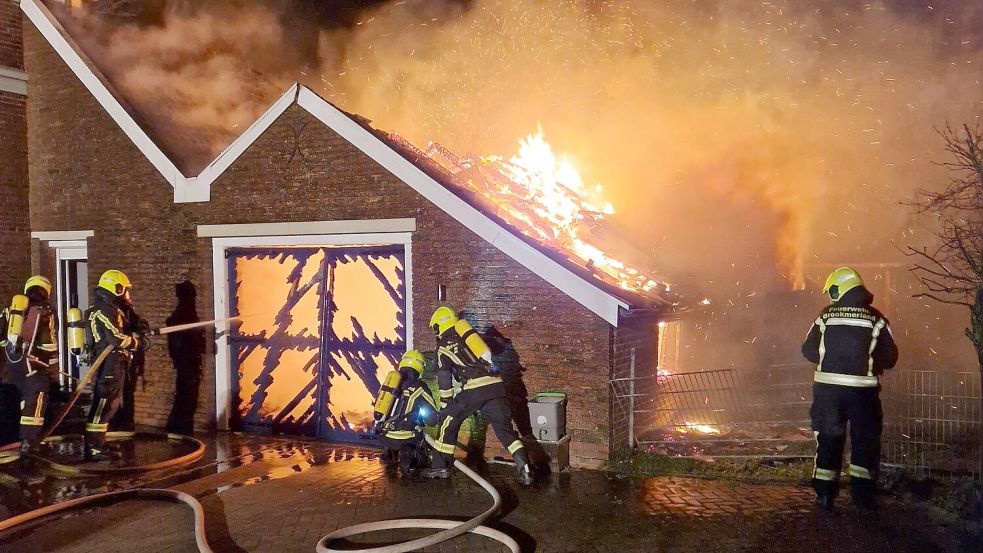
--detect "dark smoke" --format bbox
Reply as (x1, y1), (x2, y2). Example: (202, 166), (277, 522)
(50, 0), (983, 370)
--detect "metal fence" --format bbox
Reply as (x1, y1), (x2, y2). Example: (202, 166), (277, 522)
(881, 370), (982, 479)
(625, 365), (982, 479)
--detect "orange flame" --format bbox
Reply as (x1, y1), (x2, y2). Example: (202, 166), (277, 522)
(423, 128), (666, 295)
(677, 422), (722, 435)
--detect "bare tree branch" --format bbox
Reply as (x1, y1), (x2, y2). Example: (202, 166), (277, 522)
(911, 292), (973, 307)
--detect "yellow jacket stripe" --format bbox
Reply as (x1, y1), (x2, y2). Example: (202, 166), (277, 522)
(382, 430), (416, 441)
(462, 375), (502, 390)
(20, 416), (44, 426)
(86, 422), (109, 432)
(93, 312), (133, 349)
(436, 346), (467, 367)
(848, 464), (872, 479)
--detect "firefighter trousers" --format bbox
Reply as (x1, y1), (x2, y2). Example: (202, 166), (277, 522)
(86, 353), (128, 451)
(432, 383), (525, 470)
(810, 382), (882, 503)
(380, 434), (427, 475)
(3, 357), (49, 443)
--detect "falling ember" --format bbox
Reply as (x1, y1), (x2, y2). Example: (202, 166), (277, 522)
(412, 129), (669, 296)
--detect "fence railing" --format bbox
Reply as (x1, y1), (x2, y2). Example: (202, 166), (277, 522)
(624, 365), (982, 480)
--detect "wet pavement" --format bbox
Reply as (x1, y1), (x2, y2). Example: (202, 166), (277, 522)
(0, 432), (978, 552)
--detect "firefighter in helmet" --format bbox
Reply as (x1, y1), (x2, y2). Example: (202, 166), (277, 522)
(374, 349), (437, 477)
(85, 270), (150, 461)
(421, 307), (534, 485)
(802, 267), (898, 509)
(1, 276), (58, 451)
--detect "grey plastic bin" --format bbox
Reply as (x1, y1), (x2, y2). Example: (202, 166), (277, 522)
(528, 392), (566, 442)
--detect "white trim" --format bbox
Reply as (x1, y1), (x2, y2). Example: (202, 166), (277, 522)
(21, 0), (298, 204)
(197, 218), (416, 238)
(825, 317), (874, 328)
(31, 230), (94, 241)
(25, 0), (636, 322)
(50, 241), (88, 388)
(21, 0), (183, 191)
(0, 66), (27, 95)
(177, 84), (299, 203)
(45, 240), (88, 250)
(297, 88), (628, 325)
(210, 232), (414, 431)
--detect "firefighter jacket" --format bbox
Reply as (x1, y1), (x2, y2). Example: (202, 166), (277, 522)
(3, 300), (58, 375)
(87, 289), (148, 358)
(802, 286), (898, 387)
(381, 376), (436, 441)
(435, 325), (500, 407)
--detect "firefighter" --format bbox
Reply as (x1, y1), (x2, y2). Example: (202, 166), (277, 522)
(376, 349), (437, 477)
(84, 270), (150, 461)
(109, 302), (150, 432)
(2, 276), (58, 451)
(802, 267), (898, 509)
(421, 307), (534, 486)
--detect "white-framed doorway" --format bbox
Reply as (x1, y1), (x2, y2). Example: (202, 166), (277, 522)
(53, 242), (89, 386)
(200, 219), (415, 433)
(31, 231), (93, 388)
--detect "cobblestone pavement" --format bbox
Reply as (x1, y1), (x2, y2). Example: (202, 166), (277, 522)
(0, 436), (978, 553)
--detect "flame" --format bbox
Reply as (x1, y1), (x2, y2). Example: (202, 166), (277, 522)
(677, 422), (721, 435)
(419, 128), (667, 295)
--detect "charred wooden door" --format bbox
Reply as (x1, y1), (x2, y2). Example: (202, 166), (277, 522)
(227, 245), (407, 441)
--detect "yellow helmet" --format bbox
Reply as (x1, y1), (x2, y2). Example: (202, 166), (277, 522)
(429, 306), (457, 336)
(823, 267), (863, 302)
(24, 275), (52, 296)
(398, 349), (426, 375)
(98, 270), (133, 297)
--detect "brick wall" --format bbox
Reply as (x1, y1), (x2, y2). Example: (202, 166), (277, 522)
(0, 0), (23, 69)
(610, 311), (660, 452)
(25, 20), (634, 468)
(0, 1), (28, 303)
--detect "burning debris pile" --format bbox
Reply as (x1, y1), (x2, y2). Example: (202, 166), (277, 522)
(640, 423), (815, 460)
(389, 129), (673, 301)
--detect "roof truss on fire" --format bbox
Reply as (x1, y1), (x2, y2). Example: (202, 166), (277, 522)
(22, 0), (633, 325)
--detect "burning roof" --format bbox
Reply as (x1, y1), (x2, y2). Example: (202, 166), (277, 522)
(381, 130), (674, 306)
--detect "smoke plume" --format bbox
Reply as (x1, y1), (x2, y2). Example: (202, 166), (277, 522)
(51, 0), (983, 368)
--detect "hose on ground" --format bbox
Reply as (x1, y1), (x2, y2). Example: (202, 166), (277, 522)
(315, 434), (520, 553)
(0, 435), (521, 553)
(0, 488), (214, 553)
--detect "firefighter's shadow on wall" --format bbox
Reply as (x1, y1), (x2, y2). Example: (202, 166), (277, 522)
(471, 326), (552, 473)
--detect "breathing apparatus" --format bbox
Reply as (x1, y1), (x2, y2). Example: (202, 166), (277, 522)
(371, 350), (427, 434)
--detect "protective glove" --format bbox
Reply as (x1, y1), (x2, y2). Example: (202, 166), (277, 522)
(132, 333), (151, 352)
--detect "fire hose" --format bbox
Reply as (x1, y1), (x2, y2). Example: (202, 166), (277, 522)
(0, 488), (214, 553)
(315, 434), (520, 553)
(0, 434), (521, 553)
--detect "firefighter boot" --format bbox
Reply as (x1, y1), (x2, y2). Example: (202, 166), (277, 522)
(813, 479), (838, 511)
(514, 449), (534, 486)
(851, 477), (878, 510)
